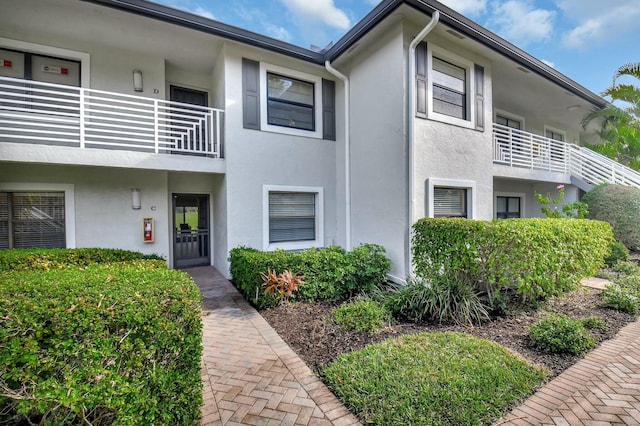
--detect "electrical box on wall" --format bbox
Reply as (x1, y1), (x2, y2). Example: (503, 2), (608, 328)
(143, 217), (154, 243)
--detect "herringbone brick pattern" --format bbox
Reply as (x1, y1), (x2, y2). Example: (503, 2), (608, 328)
(186, 266), (361, 426)
(497, 319), (640, 425)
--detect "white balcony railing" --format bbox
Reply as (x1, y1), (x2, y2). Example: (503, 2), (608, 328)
(0, 76), (223, 157)
(493, 123), (640, 189)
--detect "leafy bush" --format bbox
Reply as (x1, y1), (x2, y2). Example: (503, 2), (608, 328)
(381, 276), (489, 325)
(0, 247), (164, 272)
(605, 241), (630, 266)
(529, 313), (596, 355)
(332, 298), (391, 332)
(322, 332), (548, 426)
(602, 284), (639, 314)
(579, 316), (608, 331)
(0, 262), (202, 425)
(583, 184), (640, 251)
(261, 268), (304, 304)
(228, 244), (391, 308)
(412, 218), (614, 301)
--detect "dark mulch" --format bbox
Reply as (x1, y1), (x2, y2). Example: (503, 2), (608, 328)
(260, 286), (636, 377)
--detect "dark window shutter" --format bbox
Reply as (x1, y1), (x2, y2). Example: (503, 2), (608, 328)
(474, 64), (484, 131)
(322, 79), (336, 141)
(242, 58), (260, 130)
(415, 42), (428, 118)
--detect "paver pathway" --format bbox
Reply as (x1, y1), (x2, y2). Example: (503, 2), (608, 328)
(186, 266), (361, 426)
(497, 318), (640, 425)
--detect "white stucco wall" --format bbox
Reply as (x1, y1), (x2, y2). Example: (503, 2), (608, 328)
(221, 43), (340, 259)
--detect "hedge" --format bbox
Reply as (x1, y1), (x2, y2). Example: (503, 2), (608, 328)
(0, 254), (202, 425)
(0, 247), (165, 272)
(228, 244), (391, 308)
(412, 218), (614, 300)
(582, 184), (640, 251)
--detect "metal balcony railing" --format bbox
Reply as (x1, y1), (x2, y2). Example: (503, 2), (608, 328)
(0, 76), (223, 157)
(493, 123), (640, 189)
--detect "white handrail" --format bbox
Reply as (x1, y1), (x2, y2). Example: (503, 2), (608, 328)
(493, 123), (640, 189)
(0, 76), (223, 157)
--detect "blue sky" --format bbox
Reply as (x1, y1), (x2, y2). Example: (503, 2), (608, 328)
(153, 0), (639, 96)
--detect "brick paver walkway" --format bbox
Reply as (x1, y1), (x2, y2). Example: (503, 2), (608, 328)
(186, 266), (361, 426)
(498, 318), (640, 425)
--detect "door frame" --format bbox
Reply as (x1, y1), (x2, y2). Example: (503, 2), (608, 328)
(172, 193), (211, 268)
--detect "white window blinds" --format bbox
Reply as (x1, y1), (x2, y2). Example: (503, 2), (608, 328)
(269, 192), (316, 243)
(434, 187), (467, 218)
(0, 192), (65, 249)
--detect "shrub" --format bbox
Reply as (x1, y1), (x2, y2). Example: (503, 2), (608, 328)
(381, 276), (489, 325)
(412, 218), (614, 301)
(228, 244), (391, 308)
(605, 241), (630, 266)
(602, 284), (639, 314)
(261, 268), (304, 303)
(0, 247), (164, 272)
(582, 184), (640, 251)
(0, 262), (202, 425)
(332, 298), (391, 332)
(579, 316), (608, 331)
(529, 313), (596, 355)
(322, 332), (548, 425)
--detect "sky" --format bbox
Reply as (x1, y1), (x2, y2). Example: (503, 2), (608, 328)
(153, 0), (640, 97)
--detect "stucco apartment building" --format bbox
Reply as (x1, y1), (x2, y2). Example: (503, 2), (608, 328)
(1, 0), (634, 280)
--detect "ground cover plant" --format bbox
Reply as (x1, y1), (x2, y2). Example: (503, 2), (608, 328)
(0, 249), (202, 425)
(322, 332), (549, 426)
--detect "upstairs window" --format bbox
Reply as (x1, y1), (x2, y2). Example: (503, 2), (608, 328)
(432, 57), (467, 120)
(267, 73), (315, 131)
(496, 114), (522, 130)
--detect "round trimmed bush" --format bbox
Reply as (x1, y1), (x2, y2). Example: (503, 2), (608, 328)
(582, 184), (640, 251)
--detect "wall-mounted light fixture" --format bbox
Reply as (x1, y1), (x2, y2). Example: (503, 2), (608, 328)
(133, 69), (143, 92)
(131, 188), (141, 209)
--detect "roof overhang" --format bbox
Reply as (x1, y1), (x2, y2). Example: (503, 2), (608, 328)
(82, 0), (606, 108)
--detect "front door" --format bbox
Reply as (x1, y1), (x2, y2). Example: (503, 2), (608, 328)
(173, 194), (210, 268)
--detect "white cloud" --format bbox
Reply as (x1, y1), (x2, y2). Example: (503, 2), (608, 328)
(557, 0), (640, 49)
(192, 6), (215, 20)
(488, 0), (555, 46)
(438, 0), (488, 16)
(281, 0), (351, 30)
(264, 24), (292, 42)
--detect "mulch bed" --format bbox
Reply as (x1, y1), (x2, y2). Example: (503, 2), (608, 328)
(261, 286), (636, 376)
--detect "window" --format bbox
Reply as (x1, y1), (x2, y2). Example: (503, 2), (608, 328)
(434, 187), (467, 218)
(432, 57), (467, 120)
(496, 114), (521, 130)
(545, 128), (565, 142)
(0, 192), (66, 249)
(496, 196), (521, 219)
(0, 47), (80, 86)
(263, 185), (324, 250)
(267, 73), (314, 131)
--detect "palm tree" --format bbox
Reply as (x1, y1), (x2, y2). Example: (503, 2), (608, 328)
(582, 62), (640, 170)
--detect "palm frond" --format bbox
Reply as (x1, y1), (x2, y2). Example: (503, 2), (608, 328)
(612, 62), (640, 84)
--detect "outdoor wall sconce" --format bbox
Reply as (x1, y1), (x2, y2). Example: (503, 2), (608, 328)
(131, 188), (141, 209)
(133, 69), (143, 92)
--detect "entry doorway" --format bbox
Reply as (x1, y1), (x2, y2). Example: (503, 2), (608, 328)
(173, 194), (210, 267)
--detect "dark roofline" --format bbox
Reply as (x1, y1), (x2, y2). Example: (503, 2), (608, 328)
(82, 0), (606, 108)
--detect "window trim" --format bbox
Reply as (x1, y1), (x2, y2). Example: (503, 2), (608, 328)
(426, 178), (476, 219)
(427, 45), (475, 129)
(260, 63), (323, 139)
(263, 185), (324, 251)
(0, 183), (75, 248)
(544, 125), (566, 142)
(494, 191), (525, 219)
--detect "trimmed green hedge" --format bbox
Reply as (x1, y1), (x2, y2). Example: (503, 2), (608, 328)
(229, 244), (391, 308)
(582, 184), (640, 251)
(0, 247), (164, 272)
(0, 253), (202, 425)
(412, 218), (613, 300)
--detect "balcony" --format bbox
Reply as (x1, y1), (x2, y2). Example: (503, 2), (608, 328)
(493, 123), (640, 190)
(0, 76), (223, 157)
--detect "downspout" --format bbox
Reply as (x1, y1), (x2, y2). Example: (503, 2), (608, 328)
(325, 60), (351, 250)
(408, 11), (439, 276)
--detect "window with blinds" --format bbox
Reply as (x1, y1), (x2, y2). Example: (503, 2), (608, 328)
(0, 192), (65, 249)
(268, 191), (316, 243)
(434, 187), (467, 218)
(432, 57), (467, 120)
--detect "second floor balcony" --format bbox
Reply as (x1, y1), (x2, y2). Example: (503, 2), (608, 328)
(0, 76), (224, 158)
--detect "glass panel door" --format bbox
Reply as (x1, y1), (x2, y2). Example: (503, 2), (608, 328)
(173, 194), (209, 267)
